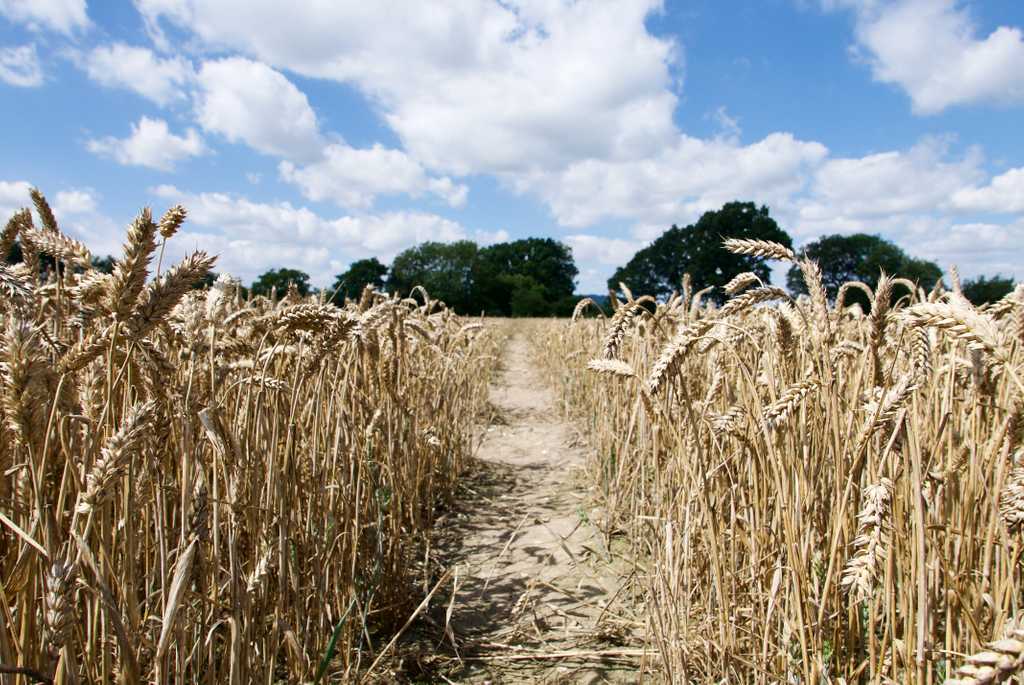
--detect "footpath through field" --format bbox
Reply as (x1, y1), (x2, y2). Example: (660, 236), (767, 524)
(431, 332), (649, 683)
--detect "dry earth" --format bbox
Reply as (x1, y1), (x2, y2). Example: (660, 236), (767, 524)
(405, 332), (653, 684)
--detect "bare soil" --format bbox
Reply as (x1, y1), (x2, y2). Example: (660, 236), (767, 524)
(407, 332), (651, 684)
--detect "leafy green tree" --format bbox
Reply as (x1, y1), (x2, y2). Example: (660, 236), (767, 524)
(388, 241), (479, 313)
(962, 275), (1015, 306)
(331, 257), (388, 304)
(786, 234), (942, 307)
(91, 255), (116, 274)
(474, 238), (578, 316)
(250, 268), (311, 298)
(609, 202), (792, 303)
(504, 275), (548, 316)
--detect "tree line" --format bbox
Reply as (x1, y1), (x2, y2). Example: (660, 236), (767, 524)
(244, 237), (580, 316)
(607, 201), (1014, 309)
(6, 201), (1015, 314)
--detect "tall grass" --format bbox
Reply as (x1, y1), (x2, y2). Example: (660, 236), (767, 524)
(0, 191), (499, 683)
(536, 244), (1024, 682)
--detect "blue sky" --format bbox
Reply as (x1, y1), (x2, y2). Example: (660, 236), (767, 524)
(1, 0), (1022, 293)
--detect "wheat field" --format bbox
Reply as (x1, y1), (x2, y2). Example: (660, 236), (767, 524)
(3, 192), (1024, 684)
(0, 191), (500, 683)
(532, 241), (1024, 682)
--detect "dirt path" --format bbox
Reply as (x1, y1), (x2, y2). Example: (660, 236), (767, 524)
(429, 332), (648, 684)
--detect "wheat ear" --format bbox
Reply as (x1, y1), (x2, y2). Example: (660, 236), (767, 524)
(126, 251), (216, 340)
(719, 286), (791, 318)
(723, 238), (796, 262)
(44, 559), (76, 664)
(105, 208), (157, 320)
(763, 379), (819, 428)
(841, 478), (893, 602)
(904, 302), (1005, 362)
(586, 358), (636, 378)
(946, 627), (1024, 684)
(602, 301), (642, 359)
(158, 204), (187, 239)
(21, 226), (92, 268)
(724, 271), (761, 295)
(647, 320), (714, 395)
(0, 208), (26, 260)
(76, 400), (157, 513)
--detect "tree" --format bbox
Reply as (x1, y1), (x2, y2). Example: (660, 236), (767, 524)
(387, 241), (479, 313)
(250, 268), (311, 298)
(473, 238), (578, 316)
(505, 275), (548, 316)
(91, 255), (116, 274)
(609, 202), (792, 303)
(962, 275), (1015, 306)
(331, 258), (388, 304)
(786, 234), (942, 307)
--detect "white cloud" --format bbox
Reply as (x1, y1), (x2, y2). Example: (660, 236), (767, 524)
(0, 0), (88, 34)
(134, 0), (679, 175)
(474, 228), (510, 245)
(804, 137), (984, 221)
(0, 180), (32, 219)
(834, 0), (1024, 114)
(83, 44), (192, 106)
(149, 184), (472, 284)
(564, 234), (648, 292)
(279, 142), (468, 210)
(565, 234), (645, 266)
(87, 117), (207, 171)
(53, 188), (97, 215)
(897, 217), (1024, 279)
(522, 132), (827, 228)
(195, 57), (323, 161)
(952, 167), (1024, 213)
(0, 44), (43, 87)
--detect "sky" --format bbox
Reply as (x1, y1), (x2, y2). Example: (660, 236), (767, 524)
(1, 0), (1022, 294)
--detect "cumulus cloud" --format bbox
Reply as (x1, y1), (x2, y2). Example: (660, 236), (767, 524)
(134, 0), (679, 175)
(53, 188), (97, 215)
(521, 132), (828, 228)
(0, 0), (88, 34)
(474, 228), (510, 245)
(952, 167), (1024, 214)
(83, 44), (193, 106)
(833, 0), (1024, 114)
(896, 216), (1024, 278)
(564, 234), (647, 292)
(565, 234), (645, 266)
(804, 137), (984, 221)
(0, 44), (43, 87)
(0, 180), (33, 219)
(195, 57), (323, 161)
(87, 117), (207, 171)
(279, 142), (468, 210)
(18, 0), (1020, 289)
(149, 184), (473, 284)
